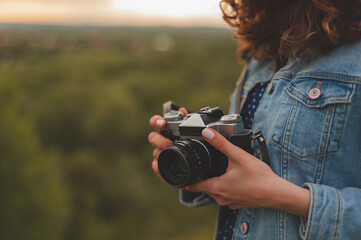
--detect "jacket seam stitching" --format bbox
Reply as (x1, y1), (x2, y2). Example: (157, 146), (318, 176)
(333, 189), (342, 240)
(314, 105), (334, 184)
(286, 85), (353, 104)
(278, 99), (296, 240)
(304, 184), (314, 240)
(274, 72), (361, 83)
(332, 104), (348, 153)
(299, 72), (361, 83)
(277, 143), (319, 159)
(290, 91), (351, 102)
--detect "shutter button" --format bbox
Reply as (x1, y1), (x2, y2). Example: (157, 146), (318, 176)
(308, 87), (321, 100)
(240, 222), (249, 234)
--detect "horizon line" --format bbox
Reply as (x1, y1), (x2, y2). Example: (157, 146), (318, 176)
(0, 22), (230, 29)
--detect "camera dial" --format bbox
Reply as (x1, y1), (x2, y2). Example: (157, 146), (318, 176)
(164, 110), (184, 121)
(221, 114), (242, 124)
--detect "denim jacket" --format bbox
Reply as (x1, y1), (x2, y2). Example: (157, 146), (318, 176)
(181, 38), (361, 240)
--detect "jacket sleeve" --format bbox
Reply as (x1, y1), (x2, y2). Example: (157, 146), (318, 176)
(299, 183), (361, 240)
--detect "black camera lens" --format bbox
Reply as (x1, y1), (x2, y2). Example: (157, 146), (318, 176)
(158, 139), (227, 187)
(158, 148), (190, 187)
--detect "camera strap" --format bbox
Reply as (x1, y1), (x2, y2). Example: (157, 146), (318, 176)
(251, 131), (270, 166)
(230, 130), (270, 166)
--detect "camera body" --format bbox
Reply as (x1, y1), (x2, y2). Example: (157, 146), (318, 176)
(158, 104), (255, 188)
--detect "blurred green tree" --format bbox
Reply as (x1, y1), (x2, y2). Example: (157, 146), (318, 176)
(0, 25), (241, 240)
(0, 79), (69, 240)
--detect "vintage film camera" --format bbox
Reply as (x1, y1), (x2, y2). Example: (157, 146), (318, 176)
(158, 101), (269, 188)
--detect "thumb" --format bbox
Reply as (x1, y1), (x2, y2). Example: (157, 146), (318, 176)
(178, 107), (188, 117)
(201, 128), (245, 161)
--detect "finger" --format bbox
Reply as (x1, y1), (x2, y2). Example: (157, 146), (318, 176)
(148, 132), (172, 149)
(149, 115), (166, 129)
(229, 205), (240, 210)
(201, 128), (246, 161)
(178, 107), (188, 116)
(152, 159), (161, 178)
(216, 198), (231, 207)
(186, 187), (229, 207)
(152, 159), (176, 186)
(153, 148), (162, 159)
(204, 192), (231, 207)
(185, 177), (219, 195)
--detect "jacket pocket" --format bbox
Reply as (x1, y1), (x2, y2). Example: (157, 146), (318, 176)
(271, 76), (355, 159)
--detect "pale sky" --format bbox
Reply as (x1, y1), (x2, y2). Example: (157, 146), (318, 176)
(0, 0), (227, 27)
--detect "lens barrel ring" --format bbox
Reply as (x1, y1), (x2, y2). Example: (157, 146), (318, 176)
(186, 139), (212, 173)
(158, 139), (212, 187)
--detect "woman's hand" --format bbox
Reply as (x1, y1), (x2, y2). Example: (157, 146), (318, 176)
(148, 108), (188, 181)
(185, 128), (311, 218)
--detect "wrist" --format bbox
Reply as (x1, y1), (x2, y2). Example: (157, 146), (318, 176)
(267, 177), (311, 217)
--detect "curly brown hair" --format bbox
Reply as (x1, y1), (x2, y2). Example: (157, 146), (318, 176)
(221, 0), (361, 69)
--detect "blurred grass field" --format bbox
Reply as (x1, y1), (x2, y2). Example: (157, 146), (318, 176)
(0, 24), (242, 240)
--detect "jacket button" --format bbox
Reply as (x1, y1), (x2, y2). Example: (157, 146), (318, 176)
(240, 222), (249, 234)
(308, 87), (321, 100)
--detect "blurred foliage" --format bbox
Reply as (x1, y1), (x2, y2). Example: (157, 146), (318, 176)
(0, 24), (242, 240)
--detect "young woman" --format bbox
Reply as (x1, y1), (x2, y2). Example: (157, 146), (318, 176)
(148, 0), (361, 239)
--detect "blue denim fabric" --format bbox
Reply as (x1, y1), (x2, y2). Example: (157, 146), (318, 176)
(181, 38), (361, 240)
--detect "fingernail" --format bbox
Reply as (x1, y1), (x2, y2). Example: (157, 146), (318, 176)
(202, 128), (214, 140)
(156, 119), (165, 127)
